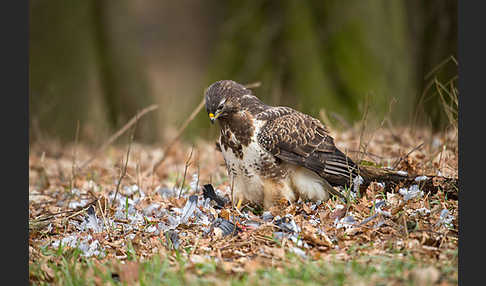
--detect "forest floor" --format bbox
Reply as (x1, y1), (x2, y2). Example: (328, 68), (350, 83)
(29, 125), (458, 285)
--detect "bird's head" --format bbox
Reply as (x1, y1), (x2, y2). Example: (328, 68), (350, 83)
(204, 80), (250, 124)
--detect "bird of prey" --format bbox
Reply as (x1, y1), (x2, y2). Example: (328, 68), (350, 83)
(204, 80), (360, 209)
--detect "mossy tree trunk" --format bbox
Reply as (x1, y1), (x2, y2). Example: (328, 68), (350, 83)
(91, 0), (158, 143)
(30, 0), (158, 144)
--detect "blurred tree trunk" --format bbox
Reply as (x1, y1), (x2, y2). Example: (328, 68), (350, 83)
(29, 0), (158, 144)
(91, 0), (158, 142)
(405, 0), (458, 130)
(311, 0), (414, 123)
(29, 0), (109, 143)
(283, 0), (345, 117)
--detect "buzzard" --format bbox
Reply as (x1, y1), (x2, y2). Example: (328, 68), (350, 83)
(205, 80), (360, 209)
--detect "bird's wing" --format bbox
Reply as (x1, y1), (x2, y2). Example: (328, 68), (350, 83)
(257, 108), (359, 187)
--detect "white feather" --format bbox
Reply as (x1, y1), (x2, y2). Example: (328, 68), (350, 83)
(289, 165), (330, 201)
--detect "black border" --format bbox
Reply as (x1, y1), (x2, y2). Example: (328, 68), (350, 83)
(458, 1), (483, 285)
(1, 0), (29, 283)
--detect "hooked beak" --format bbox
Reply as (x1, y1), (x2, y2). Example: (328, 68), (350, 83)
(209, 111), (223, 124)
(209, 112), (216, 124)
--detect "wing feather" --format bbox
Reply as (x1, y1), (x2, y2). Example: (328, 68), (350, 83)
(257, 108), (358, 187)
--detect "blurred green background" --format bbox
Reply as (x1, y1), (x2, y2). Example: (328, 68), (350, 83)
(29, 0), (457, 145)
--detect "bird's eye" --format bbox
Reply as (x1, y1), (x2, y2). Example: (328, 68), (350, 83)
(217, 99), (226, 110)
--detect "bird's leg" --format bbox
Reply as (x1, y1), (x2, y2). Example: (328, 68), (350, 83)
(233, 197), (245, 217)
(236, 197), (243, 210)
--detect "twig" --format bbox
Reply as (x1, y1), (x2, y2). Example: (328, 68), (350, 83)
(392, 142), (425, 169)
(357, 94), (371, 164)
(80, 104), (158, 169)
(66, 120), (81, 212)
(150, 100), (205, 175)
(319, 109), (335, 134)
(64, 199), (99, 220)
(70, 120), (80, 191)
(330, 112), (351, 130)
(31, 200), (96, 225)
(403, 215), (409, 238)
(353, 96), (396, 170)
(424, 55), (458, 80)
(178, 147), (194, 198)
(347, 150), (384, 160)
(391, 201), (407, 216)
(244, 81), (262, 89)
(112, 119), (137, 207)
(136, 160), (141, 195)
(98, 198), (112, 239)
(230, 176), (235, 211)
(196, 158), (200, 192)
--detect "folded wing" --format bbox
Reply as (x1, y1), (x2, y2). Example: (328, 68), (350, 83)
(257, 108), (359, 187)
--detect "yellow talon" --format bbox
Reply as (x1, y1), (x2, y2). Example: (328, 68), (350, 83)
(236, 198), (243, 210)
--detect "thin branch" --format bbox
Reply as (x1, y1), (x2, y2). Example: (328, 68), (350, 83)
(66, 120), (81, 212)
(358, 95), (370, 162)
(392, 142), (425, 169)
(150, 100), (204, 175)
(244, 81), (262, 89)
(98, 198), (112, 239)
(112, 118), (137, 207)
(196, 155), (200, 193)
(424, 55), (458, 80)
(178, 147), (194, 198)
(80, 104), (158, 169)
(347, 150), (384, 160)
(330, 112), (351, 130)
(70, 120), (80, 191)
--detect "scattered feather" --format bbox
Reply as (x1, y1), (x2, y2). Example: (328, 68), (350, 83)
(415, 207), (431, 216)
(68, 199), (89, 209)
(262, 211), (274, 222)
(415, 175), (428, 182)
(436, 209), (454, 228)
(274, 214), (300, 234)
(165, 230), (180, 250)
(189, 173), (199, 191)
(82, 205), (102, 233)
(180, 195), (199, 224)
(335, 215), (356, 229)
(158, 187), (177, 199)
(290, 247), (307, 259)
(399, 185), (424, 202)
(352, 175), (364, 195)
(202, 184), (226, 209)
(211, 218), (241, 236)
(397, 170), (408, 176)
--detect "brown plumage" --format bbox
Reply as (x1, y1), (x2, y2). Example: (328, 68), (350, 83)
(257, 107), (359, 187)
(205, 80), (359, 208)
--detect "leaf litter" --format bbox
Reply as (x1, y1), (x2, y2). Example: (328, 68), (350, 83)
(29, 127), (458, 284)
